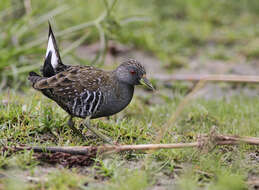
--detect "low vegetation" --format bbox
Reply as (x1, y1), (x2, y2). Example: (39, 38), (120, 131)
(0, 0), (259, 189)
(0, 89), (258, 189)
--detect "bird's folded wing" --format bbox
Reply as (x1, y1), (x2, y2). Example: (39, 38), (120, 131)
(33, 66), (111, 99)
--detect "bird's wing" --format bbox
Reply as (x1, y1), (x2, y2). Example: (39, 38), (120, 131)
(33, 66), (111, 98)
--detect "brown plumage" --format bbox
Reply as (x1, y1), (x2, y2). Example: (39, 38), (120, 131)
(34, 66), (111, 93)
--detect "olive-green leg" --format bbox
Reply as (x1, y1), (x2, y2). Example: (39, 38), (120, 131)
(83, 116), (113, 144)
(67, 117), (87, 141)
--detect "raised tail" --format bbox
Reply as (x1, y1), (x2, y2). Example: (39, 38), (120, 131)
(42, 22), (68, 77)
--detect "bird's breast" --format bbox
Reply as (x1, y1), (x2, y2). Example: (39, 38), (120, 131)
(92, 83), (134, 118)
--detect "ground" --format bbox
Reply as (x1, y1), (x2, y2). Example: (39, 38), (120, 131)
(0, 0), (259, 190)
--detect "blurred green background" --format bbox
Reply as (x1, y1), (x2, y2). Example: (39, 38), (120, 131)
(0, 0), (259, 89)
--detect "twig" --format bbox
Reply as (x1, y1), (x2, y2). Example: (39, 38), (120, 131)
(8, 143), (198, 155)
(215, 135), (259, 145)
(2, 134), (258, 156)
(154, 74), (259, 83)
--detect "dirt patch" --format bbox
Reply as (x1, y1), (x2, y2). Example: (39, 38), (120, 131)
(35, 152), (95, 167)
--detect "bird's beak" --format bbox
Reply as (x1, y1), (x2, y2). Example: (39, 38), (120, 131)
(140, 75), (154, 90)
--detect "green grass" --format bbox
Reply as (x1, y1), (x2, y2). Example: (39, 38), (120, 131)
(1, 0), (259, 189)
(0, 89), (258, 189)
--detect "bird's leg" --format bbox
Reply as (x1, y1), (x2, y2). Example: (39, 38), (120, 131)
(83, 116), (113, 144)
(67, 117), (87, 141)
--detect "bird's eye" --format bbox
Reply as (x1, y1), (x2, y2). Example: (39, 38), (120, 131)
(130, 70), (136, 75)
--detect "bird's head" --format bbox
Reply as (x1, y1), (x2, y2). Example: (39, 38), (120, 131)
(115, 59), (154, 90)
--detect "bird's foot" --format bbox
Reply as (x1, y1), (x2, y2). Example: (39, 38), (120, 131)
(83, 120), (114, 145)
(67, 117), (88, 141)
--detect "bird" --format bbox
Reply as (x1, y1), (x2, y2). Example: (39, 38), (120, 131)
(28, 23), (154, 143)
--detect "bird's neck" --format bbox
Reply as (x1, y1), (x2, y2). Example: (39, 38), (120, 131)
(105, 73), (134, 114)
(113, 74), (134, 103)
(119, 81), (134, 98)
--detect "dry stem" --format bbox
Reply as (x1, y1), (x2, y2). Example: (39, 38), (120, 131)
(2, 134), (258, 156)
(154, 74), (259, 83)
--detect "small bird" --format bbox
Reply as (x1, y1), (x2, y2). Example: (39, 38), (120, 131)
(28, 23), (154, 143)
